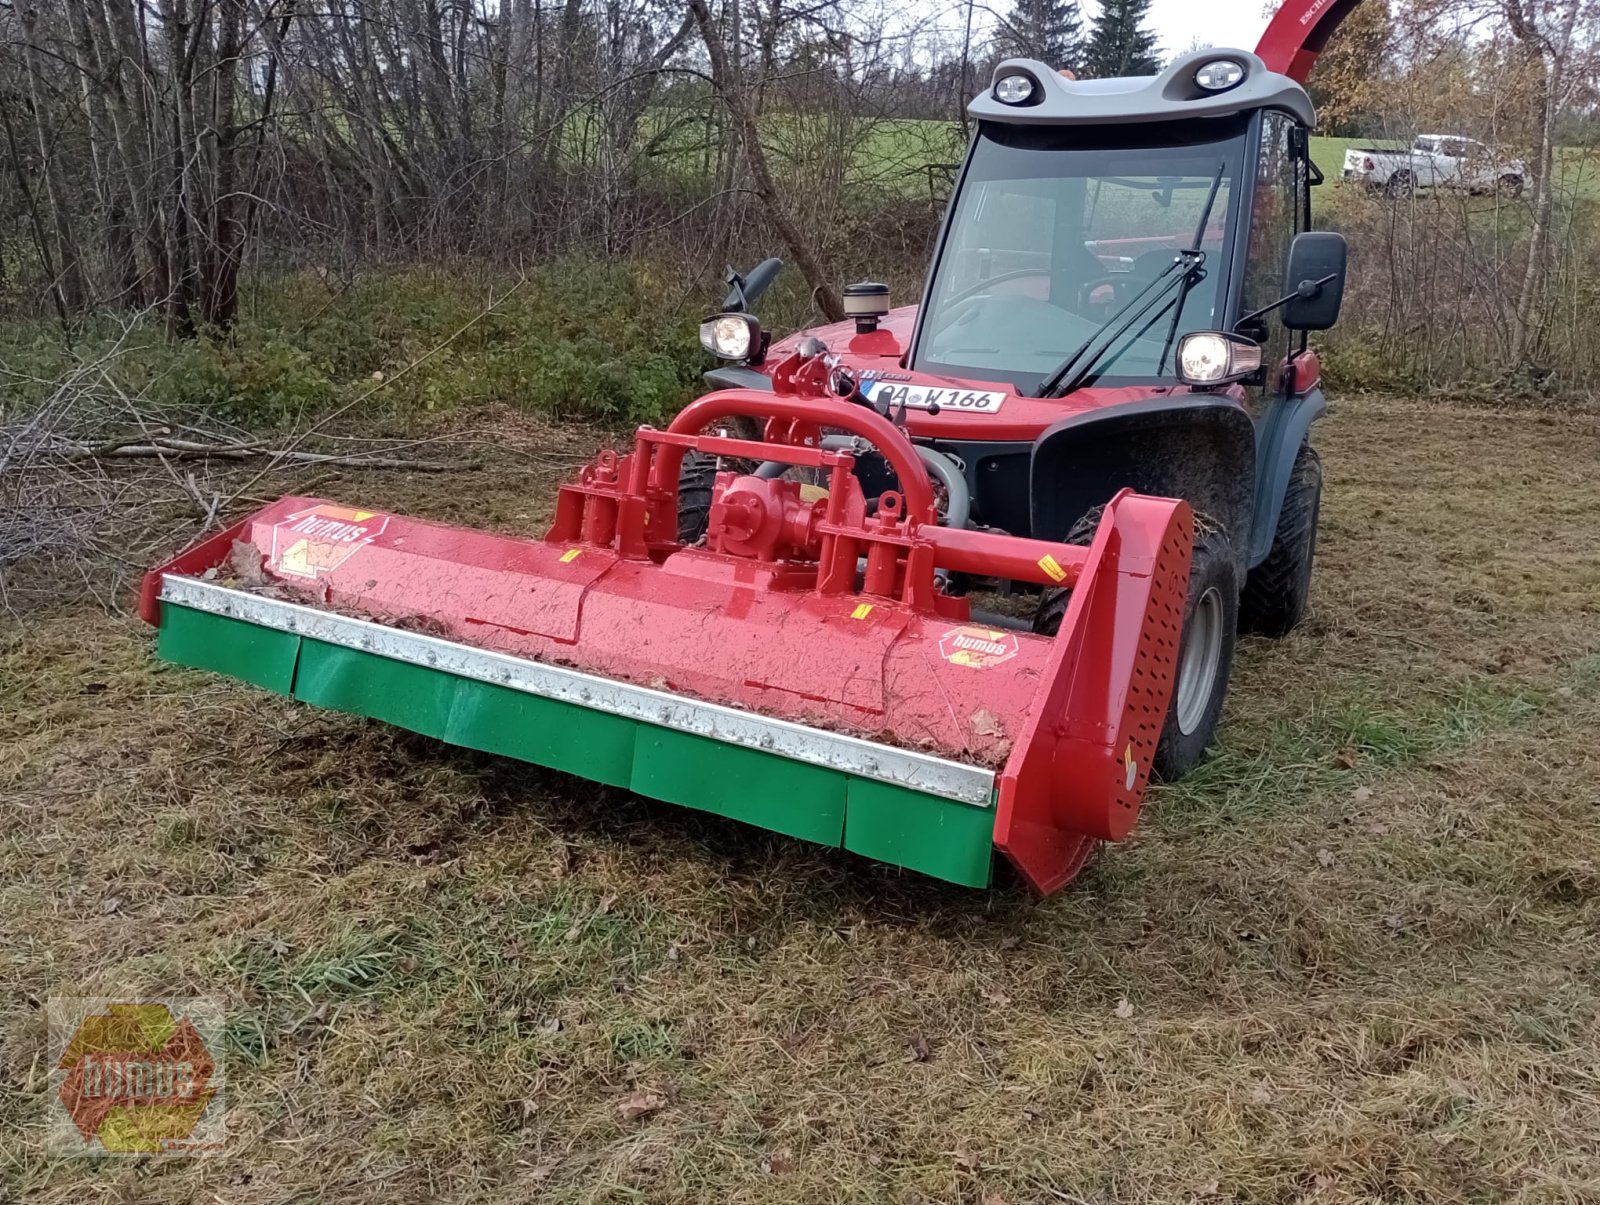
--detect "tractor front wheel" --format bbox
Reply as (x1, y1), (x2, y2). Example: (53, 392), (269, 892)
(1240, 445), (1322, 637)
(1033, 516), (1238, 781)
(1151, 526), (1239, 780)
(677, 451), (719, 544)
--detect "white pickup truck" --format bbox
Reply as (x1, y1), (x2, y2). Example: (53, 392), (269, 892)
(1342, 135), (1527, 198)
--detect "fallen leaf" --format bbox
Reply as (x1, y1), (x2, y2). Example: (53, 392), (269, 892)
(907, 1031), (932, 1062)
(982, 1193), (1008, 1205)
(763, 1147), (796, 1174)
(100, 896), (124, 915)
(267, 934), (291, 957)
(1235, 928), (1264, 943)
(596, 893), (617, 916)
(538, 1017), (562, 1035)
(81, 682), (108, 696)
(1114, 997), (1135, 1019)
(616, 1088), (668, 1122)
(1249, 1082), (1273, 1105)
(1317, 848), (1337, 867)
(953, 1146), (981, 1172)
(665, 944), (681, 962)
(1352, 785), (1374, 803)
(969, 708), (1005, 738)
(225, 539), (269, 587)
(981, 987), (1012, 1008)
(1383, 912), (1406, 930)
(1334, 747), (1360, 769)
(524, 1159), (560, 1184)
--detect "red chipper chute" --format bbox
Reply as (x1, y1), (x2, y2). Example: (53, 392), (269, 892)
(141, 350), (1191, 893)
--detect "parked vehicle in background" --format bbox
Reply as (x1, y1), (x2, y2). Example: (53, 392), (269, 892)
(1342, 135), (1527, 198)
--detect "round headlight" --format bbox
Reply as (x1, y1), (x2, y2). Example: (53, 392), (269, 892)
(699, 313), (758, 360)
(994, 74), (1036, 105)
(1176, 331), (1263, 387)
(1179, 333), (1232, 383)
(1195, 59), (1246, 91)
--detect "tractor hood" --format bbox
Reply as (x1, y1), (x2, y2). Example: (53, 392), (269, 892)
(762, 305), (1192, 443)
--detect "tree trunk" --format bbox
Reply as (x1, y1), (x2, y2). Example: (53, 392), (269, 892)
(1505, 0), (1580, 373)
(19, 1), (92, 314)
(687, 0), (844, 323)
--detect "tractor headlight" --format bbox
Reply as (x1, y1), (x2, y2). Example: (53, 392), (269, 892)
(1176, 331), (1262, 387)
(1195, 59), (1246, 91)
(699, 313), (762, 361)
(994, 73), (1036, 104)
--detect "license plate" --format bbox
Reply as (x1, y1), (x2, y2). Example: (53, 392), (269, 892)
(862, 382), (1007, 414)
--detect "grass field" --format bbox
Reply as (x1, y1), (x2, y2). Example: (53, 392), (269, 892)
(4, 393), (1600, 1203)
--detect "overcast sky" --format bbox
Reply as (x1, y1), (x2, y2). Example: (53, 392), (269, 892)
(1145, 0), (1275, 56)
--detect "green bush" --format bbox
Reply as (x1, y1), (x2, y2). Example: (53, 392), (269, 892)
(0, 261), (707, 430)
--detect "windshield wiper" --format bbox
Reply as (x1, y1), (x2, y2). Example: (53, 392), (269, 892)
(1035, 256), (1198, 398)
(1156, 162), (1229, 375)
(1036, 160), (1227, 399)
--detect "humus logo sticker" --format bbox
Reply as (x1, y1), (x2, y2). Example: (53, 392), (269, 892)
(49, 998), (225, 1156)
(939, 625), (1019, 669)
(269, 503), (389, 580)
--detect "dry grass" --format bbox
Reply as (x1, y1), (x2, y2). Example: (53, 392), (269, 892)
(3, 395), (1600, 1204)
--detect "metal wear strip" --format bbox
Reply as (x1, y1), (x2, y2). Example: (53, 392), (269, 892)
(160, 576), (997, 807)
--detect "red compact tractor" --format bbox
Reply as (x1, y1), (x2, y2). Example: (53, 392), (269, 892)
(143, 6), (1360, 894)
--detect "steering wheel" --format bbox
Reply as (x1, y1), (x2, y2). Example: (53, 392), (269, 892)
(939, 268), (1049, 309)
(926, 291), (1067, 345)
(1076, 273), (1148, 316)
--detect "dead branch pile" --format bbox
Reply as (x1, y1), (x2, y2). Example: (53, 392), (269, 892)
(0, 342), (475, 605)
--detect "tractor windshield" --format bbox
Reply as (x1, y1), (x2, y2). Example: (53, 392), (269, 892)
(912, 117), (1249, 392)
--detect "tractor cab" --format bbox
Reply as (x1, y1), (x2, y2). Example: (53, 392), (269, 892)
(909, 49), (1338, 403)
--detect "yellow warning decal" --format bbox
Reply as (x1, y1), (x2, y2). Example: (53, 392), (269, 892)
(1038, 554), (1068, 583)
(1124, 743), (1138, 791)
(851, 603), (874, 620)
(560, 549), (582, 564)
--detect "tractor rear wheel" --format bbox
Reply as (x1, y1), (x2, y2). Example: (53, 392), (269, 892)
(1033, 513), (1238, 781)
(677, 451), (718, 544)
(1240, 444), (1322, 637)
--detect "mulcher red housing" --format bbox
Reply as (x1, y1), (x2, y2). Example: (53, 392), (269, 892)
(142, 346), (1191, 892)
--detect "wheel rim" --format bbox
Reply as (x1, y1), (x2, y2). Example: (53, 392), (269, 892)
(1175, 587), (1224, 736)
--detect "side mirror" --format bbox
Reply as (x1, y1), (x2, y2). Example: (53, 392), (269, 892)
(1282, 232), (1347, 331)
(722, 257), (785, 312)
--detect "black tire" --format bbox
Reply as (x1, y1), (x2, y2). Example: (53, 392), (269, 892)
(677, 450), (718, 544)
(1033, 514), (1238, 782)
(1385, 170), (1414, 198)
(1498, 173), (1524, 199)
(1240, 445), (1322, 638)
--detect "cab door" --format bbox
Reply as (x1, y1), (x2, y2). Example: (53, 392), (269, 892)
(1236, 111), (1303, 415)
